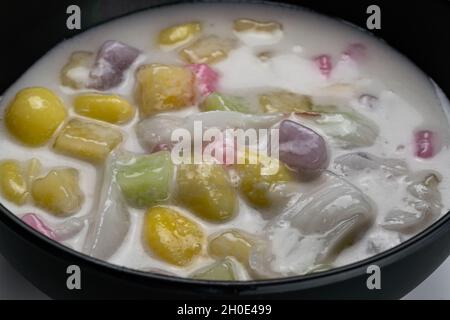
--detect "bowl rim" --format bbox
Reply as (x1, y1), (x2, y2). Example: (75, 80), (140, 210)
(1, 0), (450, 291)
(3, 201), (450, 289)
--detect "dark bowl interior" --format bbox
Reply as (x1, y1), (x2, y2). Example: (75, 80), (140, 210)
(0, 0), (449, 299)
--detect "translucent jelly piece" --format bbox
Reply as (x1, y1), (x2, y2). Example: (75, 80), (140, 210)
(135, 64), (195, 118)
(53, 119), (123, 163)
(279, 120), (328, 175)
(74, 94), (135, 124)
(236, 155), (292, 208)
(52, 216), (87, 241)
(176, 164), (237, 222)
(158, 22), (201, 47)
(383, 210), (427, 233)
(407, 171), (441, 205)
(136, 114), (183, 152)
(335, 153), (443, 233)
(0, 160), (28, 205)
(287, 174), (373, 238)
(116, 151), (174, 209)
(250, 172), (374, 277)
(303, 106), (379, 149)
(383, 171), (442, 233)
(31, 168), (84, 216)
(83, 153), (130, 259)
(60, 51), (94, 89)
(188, 64), (219, 97)
(192, 258), (237, 281)
(22, 213), (85, 241)
(233, 18), (282, 33)
(233, 19), (283, 46)
(334, 152), (409, 177)
(88, 40), (140, 90)
(21, 213), (57, 240)
(5, 87), (67, 146)
(200, 93), (250, 113)
(260, 91), (313, 114)
(180, 35), (236, 64)
(144, 206), (204, 266)
(208, 230), (255, 266)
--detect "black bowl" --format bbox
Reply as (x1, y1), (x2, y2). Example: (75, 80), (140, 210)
(0, 0), (449, 299)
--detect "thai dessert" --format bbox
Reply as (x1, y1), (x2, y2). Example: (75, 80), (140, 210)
(0, 3), (449, 281)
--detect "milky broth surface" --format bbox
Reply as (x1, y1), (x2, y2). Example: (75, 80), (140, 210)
(1, 2), (449, 280)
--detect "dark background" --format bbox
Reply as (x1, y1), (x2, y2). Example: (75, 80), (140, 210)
(0, 0), (449, 95)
